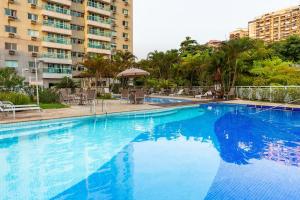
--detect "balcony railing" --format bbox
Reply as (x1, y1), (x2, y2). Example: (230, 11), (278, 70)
(88, 43), (111, 50)
(43, 36), (71, 44)
(88, 29), (112, 37)
(42, 52), (71, 59)
(44, 4), (71, 15)
(87, 1), (111, 12)
(43, 20), (70, 30)
(87, 15), (112, 25)
(43, 67), (72, 74)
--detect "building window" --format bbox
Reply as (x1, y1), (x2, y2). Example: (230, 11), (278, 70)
(5, 43), (17, 50)
(71, 10), (84, 17)
(71, 38), (84, 44)
(123, 45), (128, 50)
(5, 25), (17, 33)
(71, 0), (84, 3)
(28, 45), (39, 52)
(5, 8), (17, 18)
(28, 29), (39, 37)
(29, 61), (35, 68)
(28, 13), (38, 21)
(71, 24), (84, 31)
(122, 21), (128, 27)
(28, 0), (38, 5)
(122, 9), (128, 15)
(5, 60), (18, 68)
(123, 33), (128, 38)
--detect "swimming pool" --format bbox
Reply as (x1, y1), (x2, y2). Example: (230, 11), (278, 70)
(1, 104), (300, 199)
(144, 97), (191, 104)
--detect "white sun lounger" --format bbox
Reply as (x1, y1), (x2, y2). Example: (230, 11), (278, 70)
(195, 91), (213, 99)
(169, 89), (184, 96)
(0, 101), (41, 119)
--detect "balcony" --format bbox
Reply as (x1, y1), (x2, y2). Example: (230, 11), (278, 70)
(47, 0), (71, 6)
(101, 0), (110, 3)
(87, 43), (111, 55)
(87, 1), (111, 16)
(87, 30), (112, 42)
(42, 53), (72, 65)
(42, 36), (72, 50)
(43, 67), (72, 79)
(42, 20), (72, 35)
(42, 5), (72, 21)
(87, 16), (112, 29)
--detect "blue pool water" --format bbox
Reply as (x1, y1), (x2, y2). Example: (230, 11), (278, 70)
(1, 104), (300, 199)
(144, 97), (191, 104)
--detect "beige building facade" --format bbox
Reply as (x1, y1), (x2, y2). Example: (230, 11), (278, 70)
(229, 28), (248, 40)
(248, 5), (300, 43)
(0, 0), (133, 87)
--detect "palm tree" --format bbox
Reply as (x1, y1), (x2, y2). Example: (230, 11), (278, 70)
(81, 55), (111, 89)
(112, 50), (136, 71)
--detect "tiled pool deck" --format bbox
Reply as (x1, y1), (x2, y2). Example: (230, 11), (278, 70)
(1, 97), (300, 124)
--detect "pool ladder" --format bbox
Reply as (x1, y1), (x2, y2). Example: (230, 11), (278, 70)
(250, 99), (300, 114)
(90, 99), (108, 115)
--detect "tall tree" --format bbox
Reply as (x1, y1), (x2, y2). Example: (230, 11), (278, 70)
(270, 35), (300, 63)
(81, 55), (111, 88)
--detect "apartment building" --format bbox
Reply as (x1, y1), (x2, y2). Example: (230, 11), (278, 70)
(229, 28), (248, 40)
(248, 5), (300, 43)
(0, 0), (133, 87)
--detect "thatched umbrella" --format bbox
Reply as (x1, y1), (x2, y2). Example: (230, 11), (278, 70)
(117, 68), (150, 78)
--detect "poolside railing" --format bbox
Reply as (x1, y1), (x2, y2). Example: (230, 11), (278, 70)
(235, 86), (300, 104)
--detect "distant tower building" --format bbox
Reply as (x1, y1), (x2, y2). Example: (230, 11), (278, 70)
(229, 28), (249, 40)
(248, 5), (300, 42)
(0, 0), (133, 88)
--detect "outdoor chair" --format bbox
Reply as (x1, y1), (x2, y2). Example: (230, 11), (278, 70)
(195, 90), (213, 99)
(120, 89), (129, 103)
(135, 90), (145, 104)
(59, 89), (74, 104)
(224, 88), (236, 100)
(159, 88), (166, 96)
(184, 88), (190, 96)
(85, 89), (96, 104)
(169, 89), (184, 96)
(0, 101), (41, 119)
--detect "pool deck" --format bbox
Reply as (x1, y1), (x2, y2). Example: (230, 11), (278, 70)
(1, 97), (300, 124)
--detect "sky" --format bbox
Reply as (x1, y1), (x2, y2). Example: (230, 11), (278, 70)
(133, 0), (299, 59)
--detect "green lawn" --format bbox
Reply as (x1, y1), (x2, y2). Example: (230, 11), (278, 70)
(40, 103), (70, 109)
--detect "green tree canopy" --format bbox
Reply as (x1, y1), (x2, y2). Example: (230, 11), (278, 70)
(0, 68), (24, 89)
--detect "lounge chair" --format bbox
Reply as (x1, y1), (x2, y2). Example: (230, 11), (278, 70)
(135, 90), (145, 104)
(195, 90), (213, 99)
(0, 101), (41, 119)
(159, 88), (166, 96)
(169, 89), (184, 96)
(224, 88), (236, 100)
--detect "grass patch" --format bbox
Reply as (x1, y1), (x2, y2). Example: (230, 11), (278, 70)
(40, 103), (70, 109)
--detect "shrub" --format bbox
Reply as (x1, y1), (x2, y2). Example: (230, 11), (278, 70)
(97, 93), (113, 99)
(0, 92), (30, 105)
(39, 89), (60, 103)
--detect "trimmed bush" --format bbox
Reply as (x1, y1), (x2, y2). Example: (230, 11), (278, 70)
(39, 89), (60, 103)
(0, 92), (30, 105)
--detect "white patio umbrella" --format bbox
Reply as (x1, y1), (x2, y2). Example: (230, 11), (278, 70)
(117, 68), (150, 78)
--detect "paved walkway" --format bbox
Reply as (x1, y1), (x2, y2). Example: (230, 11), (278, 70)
(1, 98), (299, 124)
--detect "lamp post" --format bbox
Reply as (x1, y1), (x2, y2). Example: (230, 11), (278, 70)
(34, 58), (44, 105)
